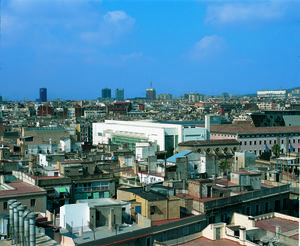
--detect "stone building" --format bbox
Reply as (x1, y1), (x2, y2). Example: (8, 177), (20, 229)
(209, 125), (300, 156)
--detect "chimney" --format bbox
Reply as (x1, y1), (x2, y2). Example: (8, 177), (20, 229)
(23, 209), (31, 246)
(205, 115), (210, 140)
(239, 226), (246, 243)
(18, 205), (27, 246)
(28, 212), (38, 246)
(8, 200), (17, 240)
(0, 175), (4, 184)
(134, 160), (139, 175)
(108, 208), (115, 231)
(276, 226), (282, 235)
(49, 138), (52, 154)
(12, 202), (21, 245)
(248, 216), (255, 227)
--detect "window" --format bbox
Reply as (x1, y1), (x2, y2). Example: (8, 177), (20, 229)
(31, 199), (36, 207)
(150, 206), (155, 215)
(283, 198), (288, 210)
(195, 223), (201, 232)
(244, 141), (247, 145)
(264, 140), (266, 144)
(249, 141), (252, 145)
(3, 202), (7, 210)
(183, 227), (189, 236)
(254, 141), (256, 145)
(259, 140), (262, 145)
(269, 140), (272, 144)
(194, 165), (198, 170)
(246, 207), (251, 215)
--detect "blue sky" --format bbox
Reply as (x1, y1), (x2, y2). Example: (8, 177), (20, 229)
(1, 0), (299, 101)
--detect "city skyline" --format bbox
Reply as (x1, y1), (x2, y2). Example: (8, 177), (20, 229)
(1, 0), (299, 101)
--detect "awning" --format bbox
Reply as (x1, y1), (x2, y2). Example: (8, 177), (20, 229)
(59, 187), (67, 193)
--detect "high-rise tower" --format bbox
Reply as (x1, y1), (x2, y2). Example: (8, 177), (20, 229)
(146, 81), (156, 100)
(115, 88), (124, 101)
(102, 88), (111, 99)
(39, 88), (47, 102)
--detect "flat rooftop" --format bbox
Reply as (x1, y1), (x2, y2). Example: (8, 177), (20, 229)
(77, 198), (122, 207)
(1, 233), (60, 246)
(255, 217), (299, 239)
(61, 223), (143, 245)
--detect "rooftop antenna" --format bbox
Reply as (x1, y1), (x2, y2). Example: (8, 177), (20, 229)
(280, 84), (282, 90)
(150, 80), (152, 89)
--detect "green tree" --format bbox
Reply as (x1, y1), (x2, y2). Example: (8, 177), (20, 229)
(219, 160), (229, 171)
(259, 150), (271, 161)
(271, 144), (280, 158)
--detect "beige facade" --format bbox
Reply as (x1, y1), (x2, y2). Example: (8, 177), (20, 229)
(117, 188), (180, 221)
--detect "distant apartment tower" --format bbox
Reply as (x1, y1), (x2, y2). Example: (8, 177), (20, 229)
(102, 88), (111, 99)
(189, 93), (205, 103)
(115, 88), (124, 101)
(40, 88), (47, 102)
(157, 94), (172, 100)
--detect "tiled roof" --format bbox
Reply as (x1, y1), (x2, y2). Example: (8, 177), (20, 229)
(180, 237), (240, 245)
(167, 150), (192, 163)
(255, 217), (299, 237)
(209, 125), (300, 135)
(179, 139), (239, 146)
(0, 181), (46, 197)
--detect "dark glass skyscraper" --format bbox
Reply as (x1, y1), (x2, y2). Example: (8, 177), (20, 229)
(102, 88), (111, 99)
(40, 88), (47, 102)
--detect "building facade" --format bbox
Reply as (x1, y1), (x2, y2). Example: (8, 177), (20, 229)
(210, 125), (300, 156)
(93, 120), (209, 151)
(257, 90), (287, 99)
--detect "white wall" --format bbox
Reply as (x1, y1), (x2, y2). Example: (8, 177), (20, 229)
(39, 154), (48, 167)
(135, 142), (156, 160)
(138, 173), (164, 184)
(60, 138), (71, 153)
(60, 203), (90, 233)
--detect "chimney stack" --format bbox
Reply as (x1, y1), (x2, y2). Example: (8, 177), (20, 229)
(205, 115), (211, 140)
(8, 200), (17, 240)
(28, 212), (38, 246)
(18, 205), (27, 246)
(12, 201), (21, 245)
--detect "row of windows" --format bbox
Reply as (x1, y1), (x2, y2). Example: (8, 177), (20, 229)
(242, 138), (299, 146)
(240, 133), (299, 138)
